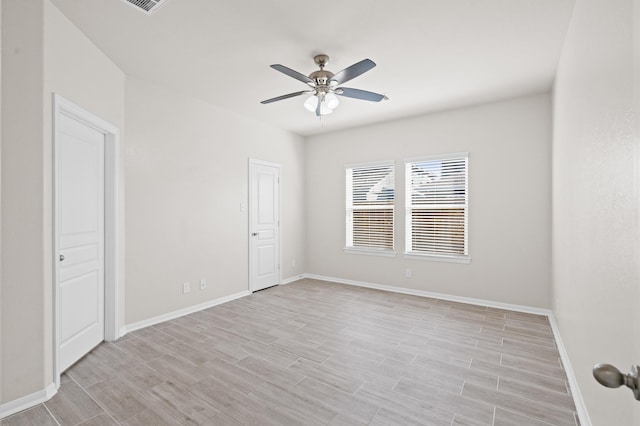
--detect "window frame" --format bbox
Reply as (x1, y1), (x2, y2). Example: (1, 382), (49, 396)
(345, 160), (396, 257)
(404, 153), (470, 263)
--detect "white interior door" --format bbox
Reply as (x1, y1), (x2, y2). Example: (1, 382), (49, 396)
(57, 113), (105, 372)
(249, 160), (280, 292)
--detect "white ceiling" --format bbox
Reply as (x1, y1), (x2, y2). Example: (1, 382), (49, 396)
(51, 0), (576, 136)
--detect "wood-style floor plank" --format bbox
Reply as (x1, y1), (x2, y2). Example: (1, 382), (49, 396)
(3, 279), (578, 425)
(44, 379), (104, 425)
(2, 405), (59, 426)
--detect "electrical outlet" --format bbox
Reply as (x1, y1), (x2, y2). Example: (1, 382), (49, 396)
(182, 282), (190, 294)
(405, 268), (412, 278)
(200, 279), (207, 290)
(292, 259), (296, 268)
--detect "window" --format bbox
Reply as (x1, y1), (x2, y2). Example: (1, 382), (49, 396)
(405, 153), (469, 262)
(345, 162), (395, 254)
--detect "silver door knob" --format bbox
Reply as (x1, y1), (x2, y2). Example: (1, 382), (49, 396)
(59, 254), (65, 261)
(252, 232), (259, 236)
(593, 363), (640, 400)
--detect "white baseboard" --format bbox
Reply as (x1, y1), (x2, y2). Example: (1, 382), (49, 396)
(118, 326), (128, 339)
(123, 290), (251, 335)
(300, 272), (590, 426)
(303, 273), (551, 315)
(0, 383), (57, 419)
(548, 315), (592, 426)
(281, 275), (305, 285)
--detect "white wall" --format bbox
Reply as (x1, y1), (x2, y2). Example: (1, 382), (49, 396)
(1, 0), (125, 406)
(306, 94), (552, 308)
(552, 0), (640, 424)
(124, 77), (306, 324)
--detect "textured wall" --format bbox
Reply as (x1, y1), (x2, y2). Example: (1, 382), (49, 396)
(552, 0), (640, 423)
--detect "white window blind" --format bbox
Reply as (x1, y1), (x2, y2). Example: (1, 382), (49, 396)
(346, 162), (395, 252)
(405, 154), (468, 260)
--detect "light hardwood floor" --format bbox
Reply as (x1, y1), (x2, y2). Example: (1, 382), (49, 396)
(4, 279), (579, 426)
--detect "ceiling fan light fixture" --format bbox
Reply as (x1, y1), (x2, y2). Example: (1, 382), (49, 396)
(304, 95), (318, 112)
(325, 92), (340, 109)
(304, 95), (335, 115)
(319, 102), (333, 115)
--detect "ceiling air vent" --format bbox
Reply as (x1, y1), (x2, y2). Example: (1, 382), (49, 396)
(121, 0), (169, 15)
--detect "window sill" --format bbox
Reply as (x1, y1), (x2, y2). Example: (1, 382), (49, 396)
(344, 248), (397, 258)
(403, 253), (471, 264)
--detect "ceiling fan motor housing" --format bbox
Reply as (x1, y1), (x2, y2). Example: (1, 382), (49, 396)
(309, 69), (334, 90)
(310, 54), (336, 92)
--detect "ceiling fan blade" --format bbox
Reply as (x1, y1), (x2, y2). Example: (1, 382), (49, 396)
(330, 59), (376, 85)
(336, 87), (387, 102)
(260, 90), (310, 104)
(270, 64), (313, 85)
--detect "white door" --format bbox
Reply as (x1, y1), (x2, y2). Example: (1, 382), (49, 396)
(249, 160), (280, 292)
(57, 113), (105, 372)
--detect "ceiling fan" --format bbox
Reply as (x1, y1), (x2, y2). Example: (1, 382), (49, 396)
(260, 54), (388, 116)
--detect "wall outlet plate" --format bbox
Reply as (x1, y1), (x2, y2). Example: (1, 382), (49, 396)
(200, 279), (207, 290)
(182, 282), (190, 294)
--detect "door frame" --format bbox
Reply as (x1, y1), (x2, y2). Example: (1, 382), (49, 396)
(248, 158), (282, 292)
(52, 94), (121, 388)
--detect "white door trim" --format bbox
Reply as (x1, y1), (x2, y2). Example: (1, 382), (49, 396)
(52, 94), (121, 388)
(248, 158), (282, 292)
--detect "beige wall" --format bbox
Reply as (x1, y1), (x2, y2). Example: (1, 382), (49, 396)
(43, 0), (126, 384)
(124, 76), (306, 324)
(552, 0), (640, 424)
(306, 94), (552, 308)
(1, 0), (46, 404)
(0, 0), (3, 405)
(1, 0), (125, 405)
